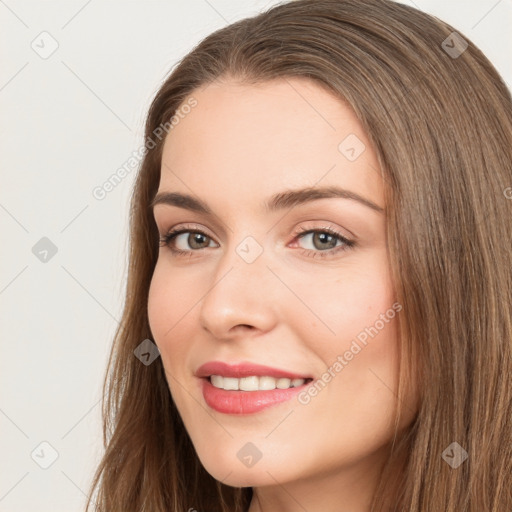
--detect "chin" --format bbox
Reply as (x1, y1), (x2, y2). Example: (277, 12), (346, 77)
(198, 452), (284, 487)
(214, 471), (276, 488)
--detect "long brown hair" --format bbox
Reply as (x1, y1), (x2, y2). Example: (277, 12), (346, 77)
(85, 1), (512, 510)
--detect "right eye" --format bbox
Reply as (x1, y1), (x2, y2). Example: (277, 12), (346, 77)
(159, 228), (218, 255)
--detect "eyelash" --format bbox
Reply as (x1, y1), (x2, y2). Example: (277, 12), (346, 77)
(158, 224), (356, 260)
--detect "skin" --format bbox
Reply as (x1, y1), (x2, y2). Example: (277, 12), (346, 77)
(147, 77), (419, 512)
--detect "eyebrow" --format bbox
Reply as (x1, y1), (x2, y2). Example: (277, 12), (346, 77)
(150, 186), (384, 214)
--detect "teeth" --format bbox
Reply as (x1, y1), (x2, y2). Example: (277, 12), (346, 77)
(276, 378), (291, 389)
(209, 375), (306, 391)
(240, 376), (259, 391)
(222, 377), (239, 390)
(259, 376), (277, 390)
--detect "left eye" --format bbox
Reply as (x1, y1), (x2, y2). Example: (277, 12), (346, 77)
(295, 229), (345, 251)
(290, 227), (356, 258)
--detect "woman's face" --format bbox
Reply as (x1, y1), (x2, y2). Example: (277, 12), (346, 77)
(148, 77), (418, 500)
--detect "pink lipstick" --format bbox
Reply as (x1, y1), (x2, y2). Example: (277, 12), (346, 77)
(196, 361), (313, 415)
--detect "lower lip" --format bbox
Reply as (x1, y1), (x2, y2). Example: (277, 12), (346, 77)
(201, 377), (311, 415)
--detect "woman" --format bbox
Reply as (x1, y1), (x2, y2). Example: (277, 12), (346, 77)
(86, 0), (512, 510)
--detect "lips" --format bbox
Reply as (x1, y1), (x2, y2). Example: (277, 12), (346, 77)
(195, 361), (314, 414)
(195, 361), (312, 380)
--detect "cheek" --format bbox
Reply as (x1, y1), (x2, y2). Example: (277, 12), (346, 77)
(147, 264), (196, 411)
(147, 262), (193, 340)
(286, 250), (396, 352)
(147, 261), (212, 376)
(147, 266), (169, 343)
(147, 263), (189, 365)
(288, 251), (401, 413)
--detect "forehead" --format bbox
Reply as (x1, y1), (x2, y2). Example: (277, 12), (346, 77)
(159, 77), (384, 211)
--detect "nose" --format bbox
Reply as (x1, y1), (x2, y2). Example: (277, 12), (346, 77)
(198, 240), (279, 341)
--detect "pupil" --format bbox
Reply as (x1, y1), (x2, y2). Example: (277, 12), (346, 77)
(191, 233), (207, 249)
(315, 232), (335, 249)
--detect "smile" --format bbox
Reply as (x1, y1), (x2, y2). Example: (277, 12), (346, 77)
(200, 377), (313, 415)
(196, 360), (314, 414)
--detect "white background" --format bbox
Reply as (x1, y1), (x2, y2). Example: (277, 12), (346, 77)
(0, 1), (510, 510)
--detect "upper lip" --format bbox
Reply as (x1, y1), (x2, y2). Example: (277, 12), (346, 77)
(196, 361), (312, 380)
